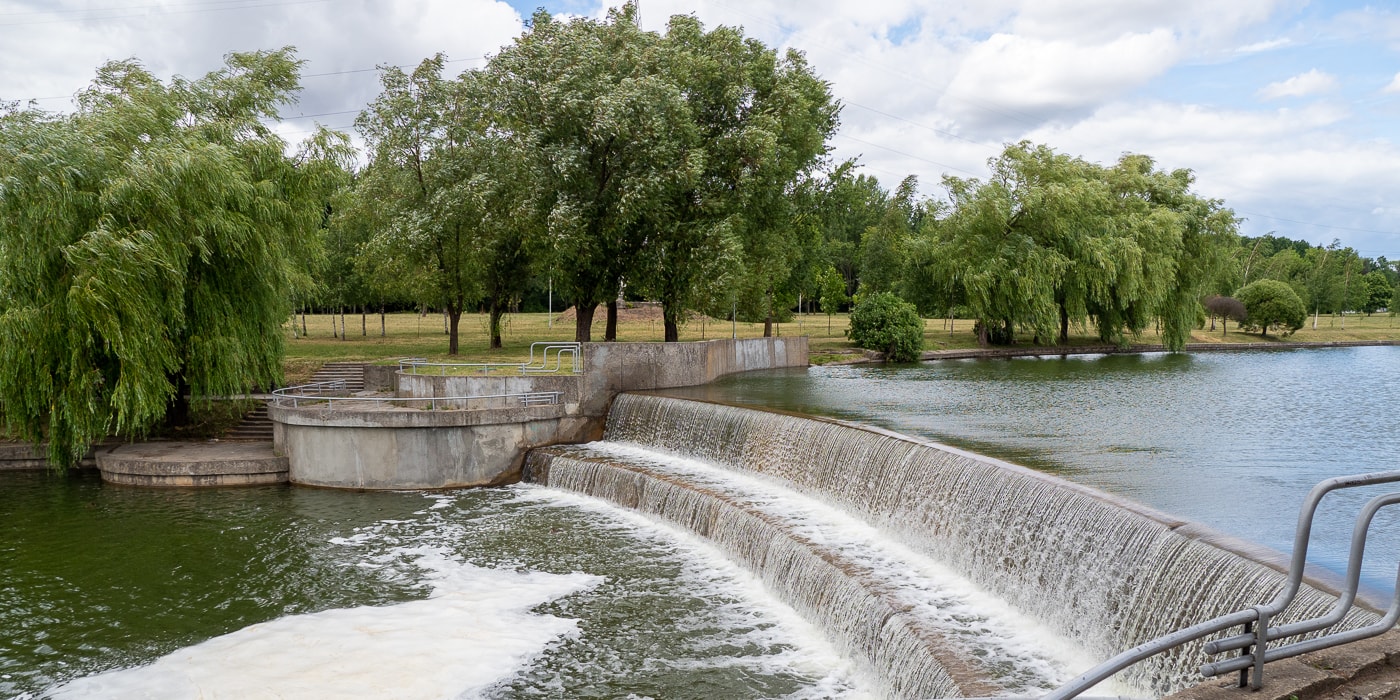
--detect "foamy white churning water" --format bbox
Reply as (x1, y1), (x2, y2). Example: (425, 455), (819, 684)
(51, 546), (599, 700)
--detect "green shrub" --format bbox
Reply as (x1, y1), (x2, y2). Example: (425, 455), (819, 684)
(1236, 279), (1306, 337)
(847, 292), (924, 362)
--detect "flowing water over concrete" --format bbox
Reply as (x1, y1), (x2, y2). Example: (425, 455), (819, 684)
(666, 346), (1400, 596)
(530, 394), (1380, 697)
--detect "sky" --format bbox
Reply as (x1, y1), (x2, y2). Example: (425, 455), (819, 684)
(2, 0), (1398, 259)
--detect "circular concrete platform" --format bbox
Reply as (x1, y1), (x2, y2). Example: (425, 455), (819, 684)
(96, 441), (288, 487)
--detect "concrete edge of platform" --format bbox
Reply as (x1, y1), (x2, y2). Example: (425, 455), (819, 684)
(96, 441), (287, 487)
(1166, 628), (1400, 700)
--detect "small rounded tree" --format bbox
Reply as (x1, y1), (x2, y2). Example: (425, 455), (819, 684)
(1236, 279), (1306, 337)
(847, 292), (924, 362)
(1203, 295), (1247, 335)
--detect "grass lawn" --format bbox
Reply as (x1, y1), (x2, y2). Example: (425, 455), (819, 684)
(281, 307), (1400, 382)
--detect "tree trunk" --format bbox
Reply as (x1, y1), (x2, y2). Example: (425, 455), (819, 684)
(489, 299), (505, 350)
(332, 307), (338, 338)
(663, 303), (680, 342)
(763, 289), (774, 338)
(605, 300), (618, 342)
(361, 307), (366, 336)
(165, 373), (192, 428)
(380, 304), (386, 337)
(447, 304), (463, 355)
(1058, 305), (1070, 345)
(575, 303), (597, 343)
(301, 308), (307, 337)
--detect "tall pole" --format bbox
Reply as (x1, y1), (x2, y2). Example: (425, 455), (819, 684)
(548, 276), (553, 329)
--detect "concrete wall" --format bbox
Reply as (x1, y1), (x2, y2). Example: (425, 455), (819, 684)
(271, 403), (599, 489)
(397, 374), (582, 411)
(269, 337), (807, 489)
(578, 337), (807, 415)
(363, 365), (398, 391)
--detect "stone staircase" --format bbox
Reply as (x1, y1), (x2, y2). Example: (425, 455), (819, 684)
(224, 363), (368, 442)
(226, 403), (273, 441)
(309, 362), (367, 392)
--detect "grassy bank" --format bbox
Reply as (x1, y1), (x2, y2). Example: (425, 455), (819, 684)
(281, 308), (1400, 382)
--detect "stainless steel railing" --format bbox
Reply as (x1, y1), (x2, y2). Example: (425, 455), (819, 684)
(270, 381), (563, 410)
(397, 342), (582, 376)
(1044, 470), (1400, 699)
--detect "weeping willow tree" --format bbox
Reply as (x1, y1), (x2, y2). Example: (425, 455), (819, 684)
(0, 48), (352, 468)
(908, 142), (1236, 349)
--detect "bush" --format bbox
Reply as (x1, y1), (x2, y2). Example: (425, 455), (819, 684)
(1236, 279), (1306, 337)
(847, 292), (924, 361)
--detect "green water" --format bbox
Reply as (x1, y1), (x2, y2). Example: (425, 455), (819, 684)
(1, 470), (859, 698)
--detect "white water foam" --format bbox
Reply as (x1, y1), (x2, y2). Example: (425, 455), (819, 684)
(571, 440), (1118, 694)
(51, 540), (600, 700)
(508, 484), (876, 699)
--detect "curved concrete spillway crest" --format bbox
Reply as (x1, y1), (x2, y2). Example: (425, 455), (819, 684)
(526, 393), (1383, 698)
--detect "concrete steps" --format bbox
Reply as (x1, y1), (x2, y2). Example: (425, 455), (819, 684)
(226, 404), (273, 441)
(309, 362), (366, 392)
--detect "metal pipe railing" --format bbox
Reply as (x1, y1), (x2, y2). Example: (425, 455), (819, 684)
(397, 342), (582, 376)
(1044, 470), (1400, 700)
(271, 388), (563, 410)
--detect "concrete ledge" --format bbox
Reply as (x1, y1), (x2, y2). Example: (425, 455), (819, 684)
(96, 441), (287, 487)
(0, 440), (49, 470)
(1167, 629), (1400, 700)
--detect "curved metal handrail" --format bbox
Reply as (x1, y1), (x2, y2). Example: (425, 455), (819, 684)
(272, 391), (563, 410)
(1044, 470), (1400, 700)
(397, 342), (582, 376)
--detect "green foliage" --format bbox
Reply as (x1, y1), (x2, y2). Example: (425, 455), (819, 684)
(1361, 271), (1390, 315)
(817, 265), (849, 315)
(1236, 279), (1306, 336)
(905, 142), (1235, 350)
(0, 49), (350, 468)
(353, 56), (540, 352)
(846, 292), (924, 361)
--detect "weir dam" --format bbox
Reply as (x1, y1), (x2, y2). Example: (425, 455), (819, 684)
(525, 393), (1382, 698)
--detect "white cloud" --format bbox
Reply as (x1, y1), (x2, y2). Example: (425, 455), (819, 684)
(1257, 69), (1339, 100)
(1235, 38), (1291, 53)
(938, 29), (1181, 134)
(1384, 72), (1400, 94)
(1013, 0), (1283, 44)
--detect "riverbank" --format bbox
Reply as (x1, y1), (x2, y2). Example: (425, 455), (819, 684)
(281, 311), (1400, 378)
(819, 338), (1400, 365)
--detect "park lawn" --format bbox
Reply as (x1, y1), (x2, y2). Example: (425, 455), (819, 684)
(281, 309), (1400, 382)
(281, 309), (859, 382)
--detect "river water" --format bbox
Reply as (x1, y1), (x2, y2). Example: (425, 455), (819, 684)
(667, 345), (1400, 596)
(5, 345), (1394, 698)
(1, 471), (867, 699)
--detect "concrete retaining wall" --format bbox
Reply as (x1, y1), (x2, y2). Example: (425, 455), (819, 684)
(269, 337), (807, 490)
(363, 364), (398, 391)
(272, 404), (598, 489)
(396, 374), (582, 410)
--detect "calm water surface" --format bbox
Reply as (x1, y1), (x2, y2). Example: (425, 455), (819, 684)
(669, 346), (1400, 594)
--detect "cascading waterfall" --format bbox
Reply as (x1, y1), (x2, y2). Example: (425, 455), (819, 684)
(528, 394), (1379, 698)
